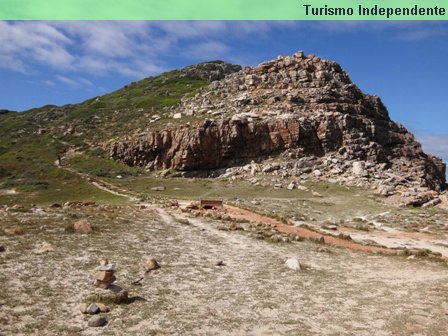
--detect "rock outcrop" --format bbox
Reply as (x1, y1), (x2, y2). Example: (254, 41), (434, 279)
(180, 61), (242, 82)
(109, 51), (446, 195)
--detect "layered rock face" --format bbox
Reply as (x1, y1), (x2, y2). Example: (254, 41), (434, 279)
(109, 51), (446, 194)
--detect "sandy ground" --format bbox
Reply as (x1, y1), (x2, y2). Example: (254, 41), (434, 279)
(1, 204), (448, 335)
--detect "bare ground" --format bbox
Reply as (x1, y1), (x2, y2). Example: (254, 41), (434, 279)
(1, 203), (448, 335)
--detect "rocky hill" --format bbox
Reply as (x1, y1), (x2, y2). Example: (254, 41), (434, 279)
(109, 51), (445, 204)
(0, 52), (445, 206)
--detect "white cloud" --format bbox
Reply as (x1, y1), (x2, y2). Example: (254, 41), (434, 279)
(55, 75), (80, 87)
(43, 79), (55, 86)
(78, 78), (93, 86)
(54, 75), (97, 89)
(0, 20), (446, 82)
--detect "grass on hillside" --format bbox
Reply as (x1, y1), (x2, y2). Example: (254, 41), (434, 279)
(65, 153), (145, 178)
(0, 134), (125, 206)
(0, 66), (211, 205)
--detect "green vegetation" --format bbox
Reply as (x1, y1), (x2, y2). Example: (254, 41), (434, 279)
(0, 66), (210, 205)
(95, 72), (206, 109)
(66, 153), (144, 178)
(0, 133), (125, 206)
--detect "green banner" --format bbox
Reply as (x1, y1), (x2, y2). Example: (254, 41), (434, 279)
(0, 0), (447, 20)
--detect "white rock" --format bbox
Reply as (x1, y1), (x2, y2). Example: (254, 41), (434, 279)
(173, 113), (182, 119)
(352, 161), (368, 177)
(285, 257), (301, 271)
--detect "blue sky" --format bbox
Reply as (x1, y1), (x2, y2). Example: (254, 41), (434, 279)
(0, 21), (447, 164)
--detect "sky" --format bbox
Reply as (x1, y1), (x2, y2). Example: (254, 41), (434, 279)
(0, 20), (447, 165)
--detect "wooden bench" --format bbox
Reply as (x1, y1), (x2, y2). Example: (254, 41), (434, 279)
(200, 199), (223, 209)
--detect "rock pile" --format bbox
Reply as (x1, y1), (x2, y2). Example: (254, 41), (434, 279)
(109, 51), (446, 202)
(80, 260), (130, 327)
(94, 259), (116, 289)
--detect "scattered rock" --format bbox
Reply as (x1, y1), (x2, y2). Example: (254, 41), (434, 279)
(144, 257), (160, 272)
(73, 219), (93, 233)
(352, 161), (368, 177)
(287, 182), (296, 190)
(422, 198), (441, 208)
(79, 303), (88, 314)
(216, 260), (225, 266)
(4, 226), (25, 235)
(0, 245), (5, 252)
(285, 257), (301, 271)
(96, 303), (110, 313)
(177, 218), (190, 225)
(316, 247), (332, 253)
(86, 303), (100, 315)
(34, 242), (54, 254)
(88, 315), (107, 327)
(151, 186), (166, 191)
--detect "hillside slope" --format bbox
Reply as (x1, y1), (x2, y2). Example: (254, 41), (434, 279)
(0, 61), (240, 201)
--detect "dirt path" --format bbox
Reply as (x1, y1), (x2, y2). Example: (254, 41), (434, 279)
(224, 204), (448, 258)
(90, 181), (139, 201)
(224, 205), (396, 255)
(59, 165), (139, 202)
(338, 226), (448, 257)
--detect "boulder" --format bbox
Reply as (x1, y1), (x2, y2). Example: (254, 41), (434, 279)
(88, 315), (107, 327)
(86, 303), (100, 315)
